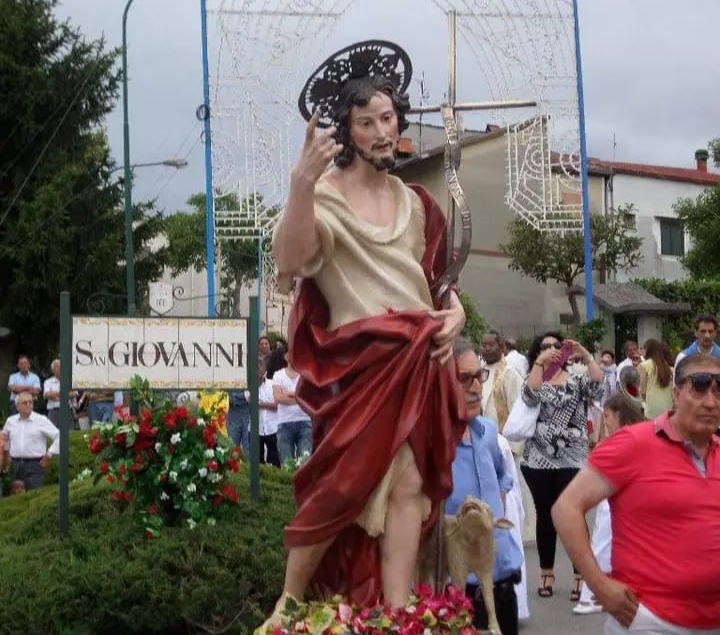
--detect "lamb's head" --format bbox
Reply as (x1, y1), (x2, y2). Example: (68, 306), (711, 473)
(456, 496), (495, 537)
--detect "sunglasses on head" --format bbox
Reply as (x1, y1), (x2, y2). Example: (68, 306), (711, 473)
(680, 372), (720, 394)
(540, 341), (563, 351)
(458, 368), (490, 387)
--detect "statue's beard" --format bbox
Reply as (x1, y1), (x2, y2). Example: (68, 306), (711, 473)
(355, 145), (397, 171)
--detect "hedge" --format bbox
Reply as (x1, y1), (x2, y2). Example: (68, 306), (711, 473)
(0, 455), (295, 634)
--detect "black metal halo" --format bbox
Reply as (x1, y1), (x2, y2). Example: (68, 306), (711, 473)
(298, 40), (413, 129)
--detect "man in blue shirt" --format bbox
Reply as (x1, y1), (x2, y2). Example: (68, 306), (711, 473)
(673, 313), (720, 384)
(7, 355), (41, 416)
(447, 337), (523, 635)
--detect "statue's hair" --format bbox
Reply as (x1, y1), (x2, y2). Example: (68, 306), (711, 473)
(333, 75), (410, 168)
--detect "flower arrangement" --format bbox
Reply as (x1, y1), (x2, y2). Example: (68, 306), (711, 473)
(88, 376), (242, 537)
(269, 584), (479, 635)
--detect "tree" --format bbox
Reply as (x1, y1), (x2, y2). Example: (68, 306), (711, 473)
(0, 0), (167, 365)
(498, 205), (643, 322)
(709, 138), (720, 168)
(165, 192), (278, 316)
(674, 186), (720, 279)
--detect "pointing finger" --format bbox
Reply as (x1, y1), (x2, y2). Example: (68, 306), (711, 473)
(305, 110), (320, 143)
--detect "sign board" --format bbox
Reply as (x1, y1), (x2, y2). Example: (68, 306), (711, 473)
(148, 281), (175, 315)
(72, 317), (247, 389)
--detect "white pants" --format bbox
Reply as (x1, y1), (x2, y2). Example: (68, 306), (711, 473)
(579, 499), (612, 603)
(605, 603), (720, 635)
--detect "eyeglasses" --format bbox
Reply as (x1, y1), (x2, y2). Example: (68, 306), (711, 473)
(680, 372), (720, 395)
(540, 341), (563, 351)
(458, 368), (490, 387)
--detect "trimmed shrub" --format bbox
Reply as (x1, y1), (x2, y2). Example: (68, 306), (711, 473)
(0, 463), (295, 634)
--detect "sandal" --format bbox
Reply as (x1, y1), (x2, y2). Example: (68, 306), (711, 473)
(570, 575), (583, 602)
(538, 573), (555, 598)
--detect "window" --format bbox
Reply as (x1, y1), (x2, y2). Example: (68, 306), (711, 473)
(623, 210), (636, 230)
(659, 218), (685, 257)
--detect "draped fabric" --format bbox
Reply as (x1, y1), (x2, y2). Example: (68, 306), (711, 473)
(284, 184), (467, 606)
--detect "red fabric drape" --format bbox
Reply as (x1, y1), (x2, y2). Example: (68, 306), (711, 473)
(284, 184), (467, 606)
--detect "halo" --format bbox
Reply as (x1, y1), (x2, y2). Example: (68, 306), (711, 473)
(298, 40), (413, 128)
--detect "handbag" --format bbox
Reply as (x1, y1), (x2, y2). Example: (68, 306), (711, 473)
(503, 397), (540, 442)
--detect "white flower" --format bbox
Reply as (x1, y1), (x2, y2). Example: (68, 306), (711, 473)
(169, 471), (178, 482)
(187, 518), (197, 530)
(215, 446), (227, 455)
(160, 491), (169, 501)
(207, 517), (216, 526)
(198, 467), (208, 478)
(170, 433), (182, 445)
(197, 418), (206, 427)
(207, 473), (221, 483)
(186, 483), (197, 493)
(204, 449), (215, 458)
(155, 442), (162, 452)
(178, 458), (189, 471)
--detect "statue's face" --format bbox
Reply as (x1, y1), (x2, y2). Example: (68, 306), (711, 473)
(348, 91), (399, 171)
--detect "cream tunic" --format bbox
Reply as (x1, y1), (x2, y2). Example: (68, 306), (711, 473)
(276, 174), (437, 536)
(277, 175), (433, 326)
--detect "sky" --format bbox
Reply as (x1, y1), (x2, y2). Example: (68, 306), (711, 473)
(54, 0), (720, 214)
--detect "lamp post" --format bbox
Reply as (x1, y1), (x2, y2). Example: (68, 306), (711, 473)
(122, 0), (137, 315)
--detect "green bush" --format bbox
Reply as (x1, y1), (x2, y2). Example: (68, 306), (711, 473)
(459, 292), (485, 347)
(0, 463), (295, 634)
(43, 429), (96, 485)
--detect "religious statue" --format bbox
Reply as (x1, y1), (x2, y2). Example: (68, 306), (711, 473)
(256, 40), (470, 633)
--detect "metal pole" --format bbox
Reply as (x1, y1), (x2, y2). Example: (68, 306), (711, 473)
(248, 296), (260, 501)
(59, 292), (72, 535)
(200, 0), (216, 317)
(122, 0), (136, 317)
(257, 235), (262, 327)
(573, 0), (594, 320)
(446, 10), (457, 262)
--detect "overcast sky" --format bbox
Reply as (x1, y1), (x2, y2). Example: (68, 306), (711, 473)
(55, 0), (720, 214)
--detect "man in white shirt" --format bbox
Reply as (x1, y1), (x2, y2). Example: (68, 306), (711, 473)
(43, 359), (61, 425)
(2, 391), (60, 490)
(504, 338), (529, 378)
(616, 340), (641, 376)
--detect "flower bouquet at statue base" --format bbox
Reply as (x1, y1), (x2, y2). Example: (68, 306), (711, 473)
(266, 583), (489, 635)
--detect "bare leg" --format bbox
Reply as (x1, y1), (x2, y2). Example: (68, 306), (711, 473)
(380, 462), (425, 607)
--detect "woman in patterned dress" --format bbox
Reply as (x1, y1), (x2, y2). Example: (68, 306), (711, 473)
(519, 331), (604, 601)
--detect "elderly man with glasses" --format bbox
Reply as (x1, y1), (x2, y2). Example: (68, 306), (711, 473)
(552, 354), (720, 635)
(2, 391), (59, 490)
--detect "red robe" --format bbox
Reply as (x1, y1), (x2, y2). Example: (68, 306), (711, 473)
(284, 184), (467, 606)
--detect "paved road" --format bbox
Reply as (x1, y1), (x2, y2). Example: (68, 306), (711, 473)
(520, 540), (606, 634)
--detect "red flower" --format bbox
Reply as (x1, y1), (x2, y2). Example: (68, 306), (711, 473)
(88, 432), (104, 454)
(206, 460), (218, 471)
(211, 494), (223, 506)
(174, 406), (189, 420)
(221, 482), (239, 503)
(202, 426), (215, 448)
(106, 474), (116, 483)
(118, 463), (126, 476)
(160, 473), (168, 483)
(145, 529), (156, 539)
(122, 491), (134, 502)
(167, 444), (176, 455)
(227, 458), (239, 473)
(163, 412), (177, 429)
(148, 504), (157, 516)
(139, 408), (152, 425)
(187, 416), (197, 429)
(130, 463), (140, 473)
(112, 491), (123, 501)
(99, 460), (109, 474)
(114, 432), (127, 446)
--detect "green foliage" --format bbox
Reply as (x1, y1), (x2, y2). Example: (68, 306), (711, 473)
(0, 462), (295, 634)
(0, 1), (167, 365)
(710, 138), (720, 168)
(633, 278), (720, 351)
(572, 316), (608, 351)
(674, 185), (720, 280)
(499, 206), (643, 321)
(459, 292), (485, 346)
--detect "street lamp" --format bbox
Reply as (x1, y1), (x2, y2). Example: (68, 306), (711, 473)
(122, 1), (189, 315)
(122, 0), (136, 315)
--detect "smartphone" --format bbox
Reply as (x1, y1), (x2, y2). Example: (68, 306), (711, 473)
(542, 341), (572, 381)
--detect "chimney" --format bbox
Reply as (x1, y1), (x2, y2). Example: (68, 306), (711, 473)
(695, 148), (709, 172)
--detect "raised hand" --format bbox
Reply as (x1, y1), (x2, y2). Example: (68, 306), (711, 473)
(293, 110), (344, 183)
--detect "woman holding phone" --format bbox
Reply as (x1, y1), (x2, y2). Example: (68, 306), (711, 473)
(519, 331), (604, 601)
